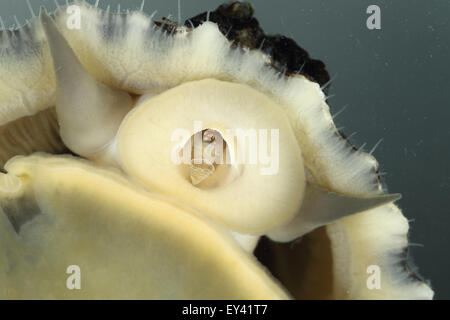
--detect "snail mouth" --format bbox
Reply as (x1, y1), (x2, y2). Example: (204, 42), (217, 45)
(111, 79), (307, 236)
(179, 129), (241, 190)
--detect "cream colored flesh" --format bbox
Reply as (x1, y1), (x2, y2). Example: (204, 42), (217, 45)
(0, 154), (289, 299)
(114, 79), (305, 235)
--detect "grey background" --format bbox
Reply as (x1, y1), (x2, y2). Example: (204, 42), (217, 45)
(1, 0), (448, 299)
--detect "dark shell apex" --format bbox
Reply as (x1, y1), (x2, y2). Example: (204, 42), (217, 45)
(183, 1), (331, 91)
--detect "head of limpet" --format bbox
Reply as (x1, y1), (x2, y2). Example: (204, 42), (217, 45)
(114, 78), (307, 234)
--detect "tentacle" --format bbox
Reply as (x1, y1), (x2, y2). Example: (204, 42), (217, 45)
(40, 9), (132, 157)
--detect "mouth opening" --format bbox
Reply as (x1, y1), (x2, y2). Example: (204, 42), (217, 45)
(179, 128), (240, 189)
